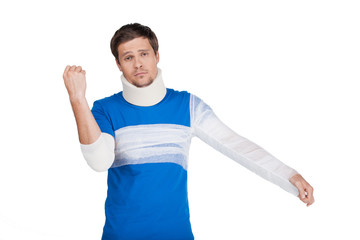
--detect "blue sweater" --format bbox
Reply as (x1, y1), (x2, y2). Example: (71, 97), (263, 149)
(93, 88), (195, 240)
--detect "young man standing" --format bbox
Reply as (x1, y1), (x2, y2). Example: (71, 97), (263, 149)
(63, 23), (314, 240)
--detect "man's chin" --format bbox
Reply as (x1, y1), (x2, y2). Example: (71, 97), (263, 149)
(133, 79), (154, 88)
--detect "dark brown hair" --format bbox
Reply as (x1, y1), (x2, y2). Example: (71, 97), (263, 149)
(110, 23), (159, 64)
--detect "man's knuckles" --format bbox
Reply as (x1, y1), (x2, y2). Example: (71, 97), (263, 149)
(66, 71), (85, 78)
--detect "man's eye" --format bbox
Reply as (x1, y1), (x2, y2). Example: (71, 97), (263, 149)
(125, 56), (133, 61)
(141, 52), (148, 56)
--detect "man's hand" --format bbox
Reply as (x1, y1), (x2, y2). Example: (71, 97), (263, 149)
(63, 65), (87, 102)
(62, 65), (101, 144)
(290, 174), (315, 207)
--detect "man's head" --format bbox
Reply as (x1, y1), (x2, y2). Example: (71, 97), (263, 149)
(110, 23), (160, 87)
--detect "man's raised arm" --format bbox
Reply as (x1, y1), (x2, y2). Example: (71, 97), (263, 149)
(63, 65), (114, 172)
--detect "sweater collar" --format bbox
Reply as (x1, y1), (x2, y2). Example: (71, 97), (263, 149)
(121, 68), (167, 106)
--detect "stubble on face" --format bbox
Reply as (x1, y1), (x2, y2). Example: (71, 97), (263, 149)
(116, 37), (159, 88)
(131, 74), (154, 87)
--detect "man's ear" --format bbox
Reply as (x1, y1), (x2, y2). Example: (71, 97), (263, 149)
(115, 58), (122, 72)
(156, 51), (160, 63)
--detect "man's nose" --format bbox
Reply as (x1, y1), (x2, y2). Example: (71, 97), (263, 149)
(134, 57), (142, 68)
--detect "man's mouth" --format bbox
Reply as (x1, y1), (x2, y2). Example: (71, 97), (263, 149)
(134, 72), (147, 76)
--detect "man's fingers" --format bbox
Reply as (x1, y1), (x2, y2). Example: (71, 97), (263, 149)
(64, 65), (71, 73)
(64, 65), (86, 76)
(305, 185), (315, 206)
(63, 65), (86, 82)
(63, 65), (71, 78)
(297, 182), (312, 205)
(306, 185), (314, 199)
(298, 186), (307, 200)
(298, 184), (315, 206)
(294, 180), (306, 199)
(290, 174), (315, 206)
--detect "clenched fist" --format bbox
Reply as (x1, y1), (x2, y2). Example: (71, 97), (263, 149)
(63, 65), (87, 101)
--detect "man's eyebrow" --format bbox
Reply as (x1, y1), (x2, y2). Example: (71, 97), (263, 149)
(138, 49), (150, 52)
(120, 49), (150, 58)
(121, 51), (132, 58)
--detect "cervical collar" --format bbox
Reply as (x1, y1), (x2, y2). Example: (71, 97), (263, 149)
(121, 68), (167, 107)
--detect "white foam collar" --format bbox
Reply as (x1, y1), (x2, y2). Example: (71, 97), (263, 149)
(121, 68), (167, 106)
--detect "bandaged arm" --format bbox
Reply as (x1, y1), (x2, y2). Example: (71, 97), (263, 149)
(80, 133), (115, 172)
(69, 97), (115, 172)
(191, 95), (299, 196)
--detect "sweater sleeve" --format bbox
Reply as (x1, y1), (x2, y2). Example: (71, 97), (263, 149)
(190, 94), (299, 196)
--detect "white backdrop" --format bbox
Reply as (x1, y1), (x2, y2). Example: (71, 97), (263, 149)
(1, 0), (359, 239)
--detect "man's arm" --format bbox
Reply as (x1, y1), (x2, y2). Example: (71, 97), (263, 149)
(63, 65), (114, 171)
(190, 94), (314, 206)
(63, 65), (101, 144)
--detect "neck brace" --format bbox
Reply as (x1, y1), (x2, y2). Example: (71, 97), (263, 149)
(121, 68), (167, 106)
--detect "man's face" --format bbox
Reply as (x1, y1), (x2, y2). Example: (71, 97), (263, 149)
(116, 37), (159, 88)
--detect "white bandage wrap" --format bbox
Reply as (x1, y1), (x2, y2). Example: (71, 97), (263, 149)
(190, 95), (299, 196)
(80, 133), (115, 172)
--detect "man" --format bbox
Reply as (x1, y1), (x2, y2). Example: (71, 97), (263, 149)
(63, 23), (314, 240)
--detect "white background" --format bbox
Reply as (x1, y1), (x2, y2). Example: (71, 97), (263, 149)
(1, 0), (359, 239)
